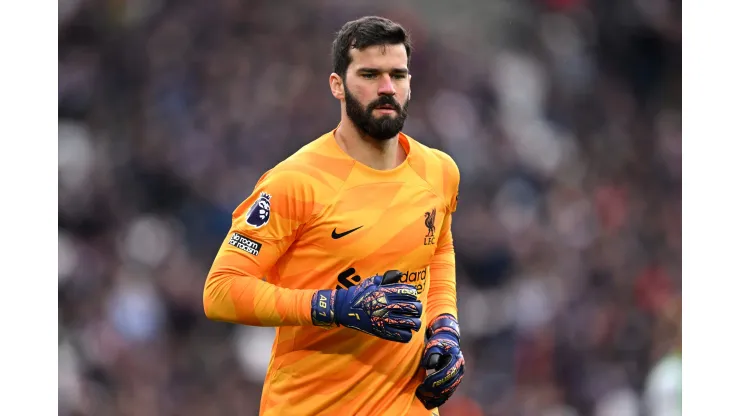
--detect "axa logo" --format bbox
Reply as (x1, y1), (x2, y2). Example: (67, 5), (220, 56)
(424, 207), (436, 246)
(336, 267), (428, 293)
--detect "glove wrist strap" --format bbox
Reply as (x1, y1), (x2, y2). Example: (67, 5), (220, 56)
(427, 313), (460, 340)
(311, 290), (337, 327)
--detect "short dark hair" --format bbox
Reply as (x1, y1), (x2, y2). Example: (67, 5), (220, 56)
(331, 16), (412, 79)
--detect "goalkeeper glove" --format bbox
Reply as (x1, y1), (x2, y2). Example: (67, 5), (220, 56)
(416, 314), (465, 409)
(311, 270), (423, 343)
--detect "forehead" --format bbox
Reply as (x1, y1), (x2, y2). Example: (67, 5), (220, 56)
(348, 44), (408, 71)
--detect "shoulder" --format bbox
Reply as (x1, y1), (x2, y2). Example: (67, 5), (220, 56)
(263, 133), (354, 195)
(405, 134), (460, 211)
(236, 133), (352, 223)
(406, 133), (460, 181)
(428, 147), (460, 184)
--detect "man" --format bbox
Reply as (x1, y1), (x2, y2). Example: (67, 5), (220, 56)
(203, 16), (464, 415)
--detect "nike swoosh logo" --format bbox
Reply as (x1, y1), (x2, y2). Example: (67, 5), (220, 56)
(331, 226), (363, 239)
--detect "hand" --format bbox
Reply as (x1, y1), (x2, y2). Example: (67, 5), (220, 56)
(416, 314), (465, 409)
(311, 270), (423, 343)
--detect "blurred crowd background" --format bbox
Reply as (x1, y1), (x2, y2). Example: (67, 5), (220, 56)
(58, 0), (682, 415)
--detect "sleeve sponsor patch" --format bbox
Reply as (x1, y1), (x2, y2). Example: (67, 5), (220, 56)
(228, 232), (263, 256)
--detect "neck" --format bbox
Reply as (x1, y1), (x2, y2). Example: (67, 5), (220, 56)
(335, 117), (405, 170)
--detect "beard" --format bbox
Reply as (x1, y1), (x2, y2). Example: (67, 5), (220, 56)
(344, 87), (409, 141)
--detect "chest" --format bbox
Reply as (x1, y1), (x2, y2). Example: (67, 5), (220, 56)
(297, 182), (446, 269)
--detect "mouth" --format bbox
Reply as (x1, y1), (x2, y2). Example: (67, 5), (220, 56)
(373, 105), (397, 113)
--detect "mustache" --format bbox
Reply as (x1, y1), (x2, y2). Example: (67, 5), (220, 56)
(368, 95), (402, 112)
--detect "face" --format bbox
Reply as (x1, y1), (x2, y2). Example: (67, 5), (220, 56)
(331, 44), (411, 141)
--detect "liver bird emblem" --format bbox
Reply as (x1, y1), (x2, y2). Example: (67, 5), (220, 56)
(424, 208), (436, 237)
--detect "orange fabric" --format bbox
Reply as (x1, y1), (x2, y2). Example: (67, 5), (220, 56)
(203, 130), (460, 415)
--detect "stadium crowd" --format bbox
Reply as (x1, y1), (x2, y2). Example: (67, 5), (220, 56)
(59, 0), (681, 414)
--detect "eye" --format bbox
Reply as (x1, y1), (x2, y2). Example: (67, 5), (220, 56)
(393, 73), (408, 79)
(361, 73), (376, 79)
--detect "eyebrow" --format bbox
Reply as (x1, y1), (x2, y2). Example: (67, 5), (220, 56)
(356, 67), (409, 75)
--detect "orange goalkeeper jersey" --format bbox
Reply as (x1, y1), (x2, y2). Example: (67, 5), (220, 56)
(204, 128), (460, 416)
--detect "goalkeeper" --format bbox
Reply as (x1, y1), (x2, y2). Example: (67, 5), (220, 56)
(204, 15), (464, 416)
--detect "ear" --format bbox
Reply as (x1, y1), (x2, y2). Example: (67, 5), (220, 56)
(329, 73), (345, 100)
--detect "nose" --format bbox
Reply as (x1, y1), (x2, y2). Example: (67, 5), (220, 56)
(377, 74), (396, 96)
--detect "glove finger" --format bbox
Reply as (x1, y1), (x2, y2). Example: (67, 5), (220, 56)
(384, 314), (422, 332)
(424, 352), (454, 371)
(416, 380), (457, 410)
(380, 270), (403, 285)
(422, 355), (464, 388)
(360, 275), (383, 291)
(385, 300), (422, 317)
(386, 314), (422, 330)
(415, 384), (442, 410)
(440, 368), (464, 395)
(425, 353), (441, 370)
(416, 353), (465, 409)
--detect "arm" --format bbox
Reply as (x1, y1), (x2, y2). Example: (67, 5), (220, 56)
(203, 168), (423, 341)
(203, 169), (316, 327)
(417, 211), (464, 410)
(416, 153), (464, 409)
(426, 211), (458, 319)
(204, 248), (315, 326)
(427, 155), (460, 320)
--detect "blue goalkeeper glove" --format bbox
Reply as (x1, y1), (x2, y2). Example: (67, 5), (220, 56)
(416, 314), (465, 409)
(311, 270), (423, 343)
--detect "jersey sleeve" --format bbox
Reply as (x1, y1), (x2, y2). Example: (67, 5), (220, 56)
(427, 153), (460, 320)
(203, 168), (318, 327)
